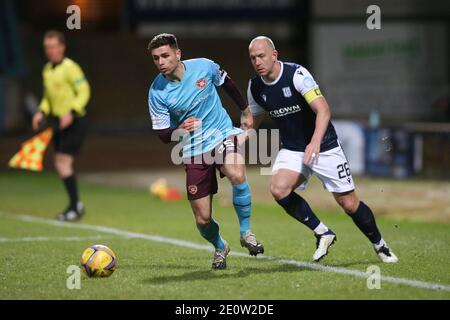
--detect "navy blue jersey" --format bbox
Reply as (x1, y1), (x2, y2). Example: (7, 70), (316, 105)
(248, 62), (338, 152)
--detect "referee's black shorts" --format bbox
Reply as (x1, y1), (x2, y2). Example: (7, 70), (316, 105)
(51, 116), (88, 156)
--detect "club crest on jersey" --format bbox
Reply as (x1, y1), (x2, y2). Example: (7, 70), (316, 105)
(261, 94), (267, 102)
(196, 78), (207, 89)
(188, 185), (198, 195)
(282, 87), (292, 98)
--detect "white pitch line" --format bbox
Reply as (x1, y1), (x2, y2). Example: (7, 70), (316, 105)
(1, 211), (449, 293)
(0, 235), (118, 243)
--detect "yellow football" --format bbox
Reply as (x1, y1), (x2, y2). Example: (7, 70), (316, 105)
(80, 244), (117, 278)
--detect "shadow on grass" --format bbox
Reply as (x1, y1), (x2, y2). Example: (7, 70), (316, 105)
(325, 260), (380, 268)
(142, 264), (311, 285)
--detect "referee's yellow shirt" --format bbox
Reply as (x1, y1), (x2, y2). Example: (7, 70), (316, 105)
(39, 57), (90, 117)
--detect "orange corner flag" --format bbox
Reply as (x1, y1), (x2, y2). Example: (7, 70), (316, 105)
(8, 128), (53, 172)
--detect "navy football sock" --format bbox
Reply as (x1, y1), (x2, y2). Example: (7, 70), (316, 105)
(63, 175), (79, 209)
(197, 219), (225, 250)
(348, 201), (382, 244)
(276, 192), (321, 231)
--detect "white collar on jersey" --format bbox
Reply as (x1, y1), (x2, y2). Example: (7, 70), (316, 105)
(260, 61), (283, 86)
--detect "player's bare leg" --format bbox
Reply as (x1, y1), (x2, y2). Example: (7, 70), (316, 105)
(189, 195), (230, 269)
(270, 169), (304, 200)
(220, 151), (264, 256)
(54, 153), (84, 221)
(54, 153), (73, 177)
(271, 169), (336, 262)
(333, 191), (398, 263)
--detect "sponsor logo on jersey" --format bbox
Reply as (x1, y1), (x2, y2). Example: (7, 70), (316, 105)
(192, 92), (213, 108)
(196, 78), (207, 89)
(269, 104), (301, 118)
(282, 87), (292, 98)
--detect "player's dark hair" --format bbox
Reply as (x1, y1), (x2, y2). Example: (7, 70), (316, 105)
(44, 30), (66, 45)
(148, 33), (178, 51)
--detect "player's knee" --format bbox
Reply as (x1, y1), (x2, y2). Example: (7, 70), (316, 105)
(229, 171), (246, 185)
(195, 217), (212, 228)
(337, 196), (358, 214)
(270, 183), (291, 200)
(54, 160), (66, 175)
(54, 159), (73, 177)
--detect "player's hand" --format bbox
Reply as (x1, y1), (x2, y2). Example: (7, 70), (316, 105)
(180, 116), (202, 132)
(304, 141), (320, 166)
(60, 112), (74, 130)
(240, 107), (254, 131)
(32, 111), (44, 131)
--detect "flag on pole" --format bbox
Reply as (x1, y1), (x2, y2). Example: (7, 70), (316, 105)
(8, 128), (53, 172)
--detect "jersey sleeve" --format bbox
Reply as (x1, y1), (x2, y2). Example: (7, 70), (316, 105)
(207, 59), (228, 86)
(247, 81), (265, 116)
(39, 68), (50, 115)
(67, 62), (91, 116)
(148, 88), (171, 130)
(293, 66), (323, 104)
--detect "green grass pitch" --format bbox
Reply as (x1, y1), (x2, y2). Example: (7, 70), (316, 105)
(0, 171), (449, 299)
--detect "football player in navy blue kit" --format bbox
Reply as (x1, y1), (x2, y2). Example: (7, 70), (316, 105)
(247, 36), (398, 263)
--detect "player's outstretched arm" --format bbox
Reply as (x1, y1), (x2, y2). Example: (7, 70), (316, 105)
(221, 75), (254, 130)
(220, 75), (248, 113)
(221, 75), (254, 142)
(304, 96), (331, 165)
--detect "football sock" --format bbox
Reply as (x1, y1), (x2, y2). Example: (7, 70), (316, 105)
(347, 201), (382, 244)
(232, 181), (251, 237)
(63, 175), (79, 210)
(313, 222), (329, 235)
(276, 192), (321, 232)
(197, 219), (225, 250)
(373, 238), (387, 251)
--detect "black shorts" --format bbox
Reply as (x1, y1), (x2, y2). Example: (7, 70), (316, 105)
(52, 117), (87, 156)
(184, 136), (240, 200)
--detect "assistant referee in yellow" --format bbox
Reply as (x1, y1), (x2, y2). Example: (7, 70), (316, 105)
(32, 30), (90, 222)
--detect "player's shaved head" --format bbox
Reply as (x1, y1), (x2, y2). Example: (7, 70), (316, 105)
(249, 36), (276, 50)
(248, 36), (280, 80)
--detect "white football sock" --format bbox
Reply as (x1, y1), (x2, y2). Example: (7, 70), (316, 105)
(374, 238), (387, 251)
(314, 222), (329, 235)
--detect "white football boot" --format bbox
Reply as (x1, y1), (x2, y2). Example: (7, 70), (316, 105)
(56, 201), (85, 222)
(212, 242), (230, 270)
(240, 230), (264, 256)
(313, 230), (337, 262)
(375, 244), (399, 263)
